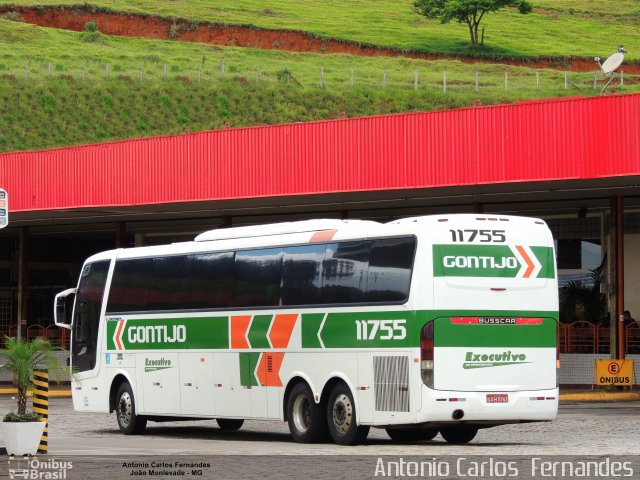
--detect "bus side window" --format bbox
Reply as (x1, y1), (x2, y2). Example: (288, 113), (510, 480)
(190, 251), (235, 309)
(281, 244), (325, 306)
(366, 237), (416, 302)
(321, 241), (370, 304)
(235, 248), (283, 307)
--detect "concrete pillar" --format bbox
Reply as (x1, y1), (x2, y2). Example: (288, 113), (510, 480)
(16, 227), (28, 339)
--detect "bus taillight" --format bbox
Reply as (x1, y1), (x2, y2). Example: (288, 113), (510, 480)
(421, 321), (434, 388)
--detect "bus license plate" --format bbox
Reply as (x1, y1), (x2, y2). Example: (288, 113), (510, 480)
(486, 394), (509, 403)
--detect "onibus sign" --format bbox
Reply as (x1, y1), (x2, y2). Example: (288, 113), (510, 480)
(0, 188), (7, 229)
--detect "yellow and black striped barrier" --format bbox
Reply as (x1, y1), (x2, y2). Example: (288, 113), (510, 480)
(32, 369), (49, 455)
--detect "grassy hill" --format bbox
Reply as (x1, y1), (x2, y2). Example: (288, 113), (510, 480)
(0, 0), (637, 61)
(2, 18), (633, 153)
(0, 1), (637, 153)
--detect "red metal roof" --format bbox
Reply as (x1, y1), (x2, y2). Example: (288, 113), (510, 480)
(1, 94), (639, 213)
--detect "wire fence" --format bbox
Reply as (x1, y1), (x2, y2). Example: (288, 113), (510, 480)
(0, 60), (634, 95)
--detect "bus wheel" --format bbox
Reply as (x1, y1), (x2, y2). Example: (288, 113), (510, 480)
(216, 419), (244, 431)
(440, 426), (478, 444)
(287, 382), (327, 443)
(116, 382), (147, 435)
(386, 428), (438, 442)
(326, 383), (369, 445)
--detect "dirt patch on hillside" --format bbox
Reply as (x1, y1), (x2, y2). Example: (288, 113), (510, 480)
(6, 6), (640, 74)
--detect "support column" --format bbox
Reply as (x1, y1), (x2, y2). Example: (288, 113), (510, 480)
(609, 198), (616, 358)
(616, 196), (625, 359)
(16, 227), (28, 339)
(609, 196), (625, 360)
(116, 222), (127, 248)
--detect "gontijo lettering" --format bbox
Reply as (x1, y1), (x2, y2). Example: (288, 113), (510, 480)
(128, 325), (186, 344)
(443, 255), (517, 269)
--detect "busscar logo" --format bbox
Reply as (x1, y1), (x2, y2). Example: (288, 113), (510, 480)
(478, 317), (517, 325)
(144, 357), (173, 372)
(463, 351), (530, 369)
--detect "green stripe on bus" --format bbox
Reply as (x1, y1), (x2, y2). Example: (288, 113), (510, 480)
(106, 316), (229, 350)
(248, 315), (272, 349)
(531, 246), (556, 279)
(433, 317), (557, 348)
(301, 313), (324, 348)
(432, 245), (554, 279)
(319, 311), (414, 348)
(239, 352), (260, 387)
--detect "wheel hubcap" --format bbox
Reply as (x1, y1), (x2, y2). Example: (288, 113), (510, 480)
(118, 392), (132, 427)
(292, 394), (311, 433)
(332, 394), (352, 433)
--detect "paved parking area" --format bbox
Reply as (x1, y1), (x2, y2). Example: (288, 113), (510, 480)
(2, 396), (640, 456)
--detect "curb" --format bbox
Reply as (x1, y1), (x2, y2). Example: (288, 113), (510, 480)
(559, 391), (640, 402)
(0, 389), (72, 397)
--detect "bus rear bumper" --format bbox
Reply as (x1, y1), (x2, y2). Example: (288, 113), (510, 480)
(415, 385), (559, 424)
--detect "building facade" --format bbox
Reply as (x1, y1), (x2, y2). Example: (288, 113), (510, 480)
(0, 94), (639, 367)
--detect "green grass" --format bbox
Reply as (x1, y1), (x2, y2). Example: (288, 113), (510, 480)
(0, 0), (637, 61)
(0, 19), (637, 153)
(1, 20), (634, 91)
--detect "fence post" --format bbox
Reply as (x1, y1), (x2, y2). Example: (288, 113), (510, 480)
(504, 71), (508, 91)
(140, 66), (144, 82)
(620, 71), (624, 87)
(414, 70), (419, 90)
(564, 71), (568, 90)
(536, 69), (539, 90)
(47, 63), (51, 79)
(33, 369), (49, 455)
(593, 72), (597, 90)
(105, 64), (110, 81)
(163, 64), (167, 81)
(382, 70), (387, 88)
(82, 65), (86, 81)
(443, 70), (447, 92)
(350, 69), (354, 87)
(24, 65), (28, 81)
(220, 60), (225, 80)
(475, 68), (479, 93)
(320, 67), (324, 88)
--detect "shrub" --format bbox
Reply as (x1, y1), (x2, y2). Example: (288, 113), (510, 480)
(4, 411), (42, 422)
(84, 21), (98, 32)
(1, 12), (23, 22)
(169, 23), (180, 40)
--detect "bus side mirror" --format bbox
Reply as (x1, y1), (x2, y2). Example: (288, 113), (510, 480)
(54, 288), (76, 330)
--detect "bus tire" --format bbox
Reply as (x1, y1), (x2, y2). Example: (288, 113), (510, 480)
(287, 382), (327, 443)
(386, 427), (438, 442)
(216, 419), (244, 431)
(440, 426), (478, 444)
(326, 383), (369, 445)
(116, 382), (147, 435)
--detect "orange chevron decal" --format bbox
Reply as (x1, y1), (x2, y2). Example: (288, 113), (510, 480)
(269, 314), (298, 348)
(114, 319), (126, 350)
(231, 315), (252, 349)
(256, 352), (285, 387)
(516, 245), (535, 278)
(310, 229), (337, 242)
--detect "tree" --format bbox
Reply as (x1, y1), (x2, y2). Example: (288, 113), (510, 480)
(413, 0), (533, 47)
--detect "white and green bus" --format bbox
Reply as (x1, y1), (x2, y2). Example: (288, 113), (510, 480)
(54, 214), (559, 445)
